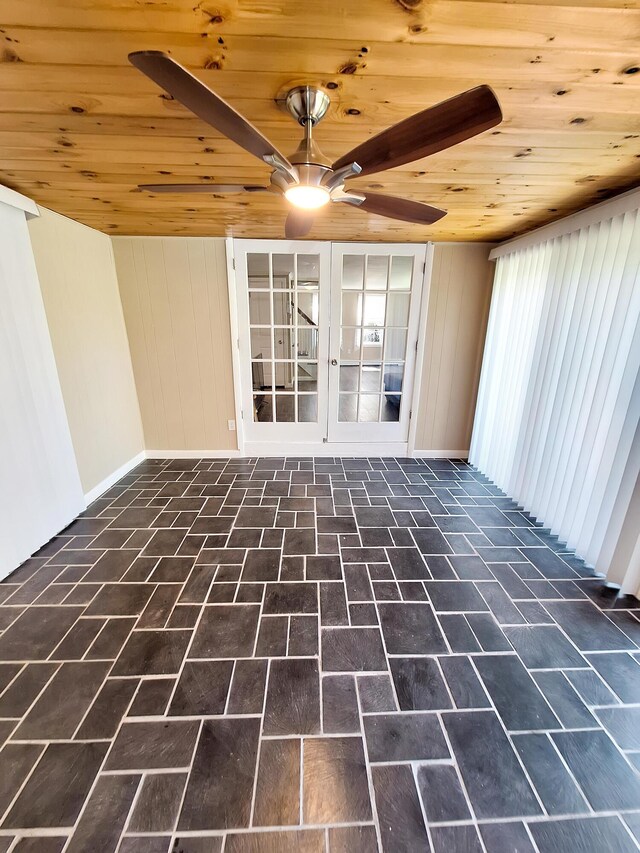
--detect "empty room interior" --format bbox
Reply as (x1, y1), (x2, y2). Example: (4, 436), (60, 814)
(1, 1), (640, 851)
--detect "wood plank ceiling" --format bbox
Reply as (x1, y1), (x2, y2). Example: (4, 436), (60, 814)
(0, 0), (639, 241)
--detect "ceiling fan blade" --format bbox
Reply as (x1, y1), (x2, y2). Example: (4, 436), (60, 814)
(285, 210), (315, 239)
(139, 183), (272, 193)
(129, 51), (293, 168)
(333, 85), (502, 177)
(354, 192), (447, 225)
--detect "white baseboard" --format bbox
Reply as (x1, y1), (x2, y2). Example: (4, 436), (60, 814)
(83, 450), (146, 505)
(242, 441), (410, 457)
(145, 449), (242, 459)
(145, 446), (467, 459)
(411, 450), (469, 459)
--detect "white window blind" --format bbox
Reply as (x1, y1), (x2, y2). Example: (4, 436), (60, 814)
(470, 194), (640, 596)
(0, 194), (84, 579)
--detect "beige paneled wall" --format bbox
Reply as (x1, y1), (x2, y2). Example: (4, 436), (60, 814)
(112, 238), (491, 456)
(112, 237), (237, 452)
(413, 243), (494, 455)
(28, 208), (144, 495)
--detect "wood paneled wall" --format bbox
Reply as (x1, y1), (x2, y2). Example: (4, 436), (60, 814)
(112, 237), (238, 452)
(29, 208), (144, 494)
(413, 243), (494, 454)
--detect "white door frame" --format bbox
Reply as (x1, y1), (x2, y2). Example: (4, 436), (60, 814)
(228, 238), (433, 457)
(408, 242), (435, 455)
(225, 237), (245, 455)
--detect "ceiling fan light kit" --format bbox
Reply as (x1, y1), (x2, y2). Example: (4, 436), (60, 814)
(128, 51), (503, 237)
(284, 185), (331, 210)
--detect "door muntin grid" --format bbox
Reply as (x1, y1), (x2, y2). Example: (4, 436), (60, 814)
(247, 252), (320, 423)
(338, 254), (413, 423)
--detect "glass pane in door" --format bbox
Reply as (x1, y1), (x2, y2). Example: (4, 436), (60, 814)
(297, 362), (318, 391)
(389, 255), (412, 290)
(297, 254), (320, 286)
(296, 290), (319, 326)
(342, 255), (364, 289)
(338, 394), (358, 422)
(339, 364), (359, 392)
(298, 394), (318, 422)
(273, 291), (293, 325)
(361, 364), (382, 393)
(272, 254), (295, 288)
(250, 328), (271, 361)
(275, 394), (295, 422)
(247, 253), (269, 285)
(249, 292), (270, 326)
(247, 251), (321, 423)
(365, 256), (389, 290)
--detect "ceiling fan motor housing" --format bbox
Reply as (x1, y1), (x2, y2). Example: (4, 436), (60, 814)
(271, 85), (364, 201)
(285, 86), (330, 127)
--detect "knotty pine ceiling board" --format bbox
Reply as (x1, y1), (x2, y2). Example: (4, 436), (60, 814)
(0, 0), (639, 240)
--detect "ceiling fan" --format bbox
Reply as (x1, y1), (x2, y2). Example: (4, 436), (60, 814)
(128, 51), (502, 238)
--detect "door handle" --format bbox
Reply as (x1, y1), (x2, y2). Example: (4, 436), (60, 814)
(330, 359), (338, 366)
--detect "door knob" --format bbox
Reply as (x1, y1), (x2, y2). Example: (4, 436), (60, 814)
(331, 359), (338, 366)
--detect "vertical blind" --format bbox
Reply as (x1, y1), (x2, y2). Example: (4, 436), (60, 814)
(0, 196), (84, 579)
(470, 196), (640, 596)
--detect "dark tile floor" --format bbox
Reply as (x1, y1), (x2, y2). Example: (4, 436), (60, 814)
(0, 457), (639, 853)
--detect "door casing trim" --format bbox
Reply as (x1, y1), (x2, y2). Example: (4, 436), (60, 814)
(408, 242), (435, 456)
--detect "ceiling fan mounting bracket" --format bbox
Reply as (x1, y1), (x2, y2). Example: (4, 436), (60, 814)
(285, 85), (330, 126)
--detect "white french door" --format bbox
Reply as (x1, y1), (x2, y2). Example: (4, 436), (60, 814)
(328, 243), (426, 443)
(235, 240), (331, 446)
(234, 239), (426, 453)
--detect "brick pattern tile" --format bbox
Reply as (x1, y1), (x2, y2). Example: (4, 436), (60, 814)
(0, 456), (639, 852)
